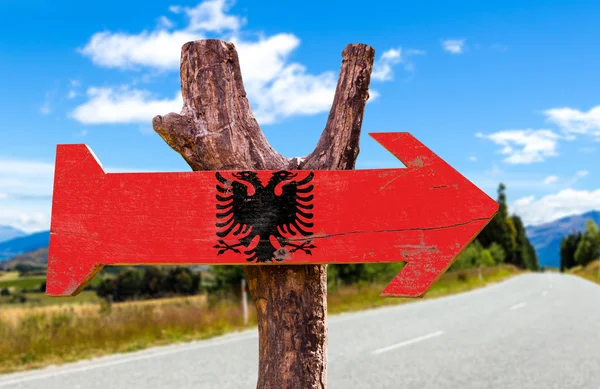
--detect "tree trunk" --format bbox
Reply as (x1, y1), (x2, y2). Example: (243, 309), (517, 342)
(153, 39), (374, 389)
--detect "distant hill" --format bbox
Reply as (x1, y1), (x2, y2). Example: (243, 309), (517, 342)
(0, 247), (48, 270)
(0, 225), (26, 243)
(0, 230), (50, 261)
(526, 210), (600, 268)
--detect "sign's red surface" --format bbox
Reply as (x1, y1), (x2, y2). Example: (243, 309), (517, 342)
(47, 133), (498, 297)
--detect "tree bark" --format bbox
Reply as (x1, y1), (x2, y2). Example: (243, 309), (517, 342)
(153, 39), (374, 389)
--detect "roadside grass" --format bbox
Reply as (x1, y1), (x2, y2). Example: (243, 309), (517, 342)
(568, 260), (600, 284)
(0, 272), (105, 307)
(328, 265), (520, 314)
(0, 265), (521, 374)
(0, 276), (46, 290)
(0, 272), (20, 282)
(0, 291), (101, 308)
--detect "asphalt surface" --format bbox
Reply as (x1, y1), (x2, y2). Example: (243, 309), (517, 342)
(1, 273), (599, 389)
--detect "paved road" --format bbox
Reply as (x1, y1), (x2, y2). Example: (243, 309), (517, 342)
(1, 273), (599, 389)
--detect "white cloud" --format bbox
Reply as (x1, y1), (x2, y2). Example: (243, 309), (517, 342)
(372, 49), (402, 81)
(0, 157), (166, 232)
(0, 207), (51, 234)
(576, 170), (589, 177)
(70, 87), (183, 124)
(476, 129), (561, 164)
(468, 155), (477, 162)
(246, 63), (338, 124)
(157, 16), (174, 29)
(371, 48), (424, 81)
(442, 39), (466, 54)
(78, 30), (202, 70)
(510, 188), (600, 226)
(178, 0), (245, 32)
(74, 1), (408, 126)
(544, 105), (600, 138)
(543, 175), (558, 185)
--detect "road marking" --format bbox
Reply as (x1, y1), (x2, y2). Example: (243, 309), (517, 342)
(0, 333), (257, 387)
(372, 330), (444, 355)
(542, 290), (548, 297)
(510, 302), (527, 310)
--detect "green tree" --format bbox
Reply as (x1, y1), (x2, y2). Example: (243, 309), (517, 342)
(165, 267), (200, 295)
(574, 220), (600, 266)
(112, 269), (144, 302)
(560, 232), (582, 272)
(475, 249), (496, 281)
(141, 267), (167, 297)
(488, 242), (506, 264)
(511, 215), (539, 270)
(477, 183), (515, 263)
(0, 287), (10, 296)
(209, 265), (245, 296)
(451, 240), (483, 270)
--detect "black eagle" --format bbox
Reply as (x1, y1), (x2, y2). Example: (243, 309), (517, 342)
(213, 170), (316, 263)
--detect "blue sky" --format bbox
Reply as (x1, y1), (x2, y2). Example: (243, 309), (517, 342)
(1, 0), (599, 233)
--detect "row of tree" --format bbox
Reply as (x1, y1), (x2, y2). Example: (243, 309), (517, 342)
(452, 183), (539, 272)
(96, 267), (201, 302)
(560, 220), (600, 271)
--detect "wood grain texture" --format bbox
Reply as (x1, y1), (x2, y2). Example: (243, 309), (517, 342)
(153, 39), (373, 389)
(48, 133), (498, 298)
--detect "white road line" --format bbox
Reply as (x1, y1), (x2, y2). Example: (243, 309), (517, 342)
(0, 334), (257, 387)
(510, 302), (527, 310)
(372, 331), (444, 355)
(542, 290), (548, 297)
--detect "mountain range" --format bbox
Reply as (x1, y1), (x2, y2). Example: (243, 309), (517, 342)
(0, 230), (50, 261)
(525, 210), (600, 268)
(0, 210), (598, 269)
(0, 226), (26, 243)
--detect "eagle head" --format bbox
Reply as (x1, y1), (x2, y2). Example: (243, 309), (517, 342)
(232, 171), (260, 184)
(270, 170), (298, 183)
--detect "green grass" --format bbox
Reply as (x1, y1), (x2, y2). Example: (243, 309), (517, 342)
(0, 291), (101, 307)
(568, 260), (600, 284)
(327, 265), (520, 314)
(0, 276), (46, 290)
(0, 265), (521, 374)
(0, 271), (20, 281)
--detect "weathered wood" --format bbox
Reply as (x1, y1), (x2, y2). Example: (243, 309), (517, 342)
(47, 133), (499, 298)
(155, 39), (374, 389)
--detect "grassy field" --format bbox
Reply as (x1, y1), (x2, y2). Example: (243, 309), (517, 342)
(0, 276), (46, 290)
(568, 260), (600, 284)
(0, 271), (103, 307)
(0, 265), (521, 374)
(0, 271), (21, 282)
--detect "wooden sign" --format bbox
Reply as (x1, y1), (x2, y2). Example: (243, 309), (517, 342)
(46, 132), (497, 298)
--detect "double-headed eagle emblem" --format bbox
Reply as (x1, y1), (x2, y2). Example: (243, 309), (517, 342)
(213, 170), (316, 262)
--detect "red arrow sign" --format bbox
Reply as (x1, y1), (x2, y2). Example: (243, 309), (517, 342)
(47, 132), (497, 298)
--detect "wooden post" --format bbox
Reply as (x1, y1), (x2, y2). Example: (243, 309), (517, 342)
(152, 39), (374, 389)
